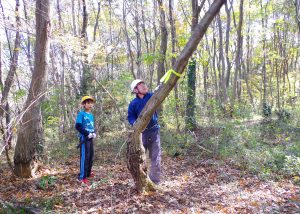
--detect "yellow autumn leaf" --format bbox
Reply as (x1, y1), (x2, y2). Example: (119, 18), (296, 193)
(182, 175), (189, 181)
(293, 176), (300, 182)
(250, 201), (260, 207)
(143, 191), (155, 196)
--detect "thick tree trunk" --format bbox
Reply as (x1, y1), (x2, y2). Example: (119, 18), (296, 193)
(14, 0), (50, 177)
(126, 132), (154, 192)
(127, 0), (226, 193)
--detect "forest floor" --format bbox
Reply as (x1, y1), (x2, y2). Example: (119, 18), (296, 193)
(0, 148), (299, 214)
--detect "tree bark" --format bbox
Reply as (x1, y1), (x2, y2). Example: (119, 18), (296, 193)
(244, 11), (254, 108)
(294, 0), (300, 34)
(185, 0), (203, 130)
(122, 0), (136, 79)
(71, 0), (77, 35)
(127, 0), (226, 193)
(157, 0), (168, 85)
(225, 1), (232, 87)
(134, 0), (142, 78)
(14, 0), (50, 177)
(230, 0), (243, 113)
(22, 0), (34, 73)
(217, 14), (228, 104)
(260, 0), (268, 113)
(169, 0), (180, 130)
(80, 0), (93, 95)
(93, 1), (101, 42)
(186, 59), (197, 130)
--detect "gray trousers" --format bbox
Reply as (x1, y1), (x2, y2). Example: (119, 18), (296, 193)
(142, 127), (161, 184)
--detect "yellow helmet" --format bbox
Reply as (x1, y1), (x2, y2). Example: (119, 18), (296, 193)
(81, 95), (95, 104)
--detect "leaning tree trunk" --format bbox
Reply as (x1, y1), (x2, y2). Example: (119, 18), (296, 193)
(126, 0), (226, 193)
(14, 0), (50, 178)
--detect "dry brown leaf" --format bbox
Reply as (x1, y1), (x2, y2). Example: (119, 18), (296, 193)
(144, 191), (156, 196)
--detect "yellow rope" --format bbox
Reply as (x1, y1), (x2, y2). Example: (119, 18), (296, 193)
(160, 69), (183, 84)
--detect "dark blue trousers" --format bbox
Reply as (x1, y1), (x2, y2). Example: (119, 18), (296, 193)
(79, 139), (94, 180)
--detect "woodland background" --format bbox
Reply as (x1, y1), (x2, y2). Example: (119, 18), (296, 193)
(0, 0), (299, 213)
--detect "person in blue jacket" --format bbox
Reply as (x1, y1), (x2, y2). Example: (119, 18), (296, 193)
(127, 79), (161, 184)
(75, 96), (96, 184)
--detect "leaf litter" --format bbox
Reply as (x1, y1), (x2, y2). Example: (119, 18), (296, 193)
(0, 153), (299, 213)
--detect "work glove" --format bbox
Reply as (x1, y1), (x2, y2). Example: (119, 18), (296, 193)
(87, 133), (94, 139)
(92, 133), (96, 139)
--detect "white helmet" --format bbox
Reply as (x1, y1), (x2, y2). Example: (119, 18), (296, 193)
(130, 79), (144, 92)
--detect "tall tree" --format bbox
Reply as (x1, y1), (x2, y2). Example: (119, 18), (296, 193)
(80, 0), (93, 95)
(217, 13), (228, 105)
(122, 0), (136, 79)
(230, 0), (244, 112)
(14, 0), (50, 177)
(157, 0), (168, 84)
(261, 0), (269, 115)
(185, 0), (205, 130)
(127, 0), (226, 193)
(169, 0), (181, 130)
(294, 0), (300, 34)
(93, 1), (101, 42)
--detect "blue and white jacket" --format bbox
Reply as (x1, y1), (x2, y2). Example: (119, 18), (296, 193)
(75, 111), (95, 141)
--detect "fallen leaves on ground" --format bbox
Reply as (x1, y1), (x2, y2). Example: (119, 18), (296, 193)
(0, 154), (299, 213)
